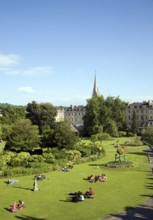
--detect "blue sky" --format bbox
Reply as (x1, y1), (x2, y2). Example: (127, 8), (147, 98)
(0, 0), (153, 106)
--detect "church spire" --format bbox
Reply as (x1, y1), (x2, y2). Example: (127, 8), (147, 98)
(92, 73), (100, 97)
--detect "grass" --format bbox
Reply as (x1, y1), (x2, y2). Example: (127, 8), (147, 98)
(0, 137), (152, 220)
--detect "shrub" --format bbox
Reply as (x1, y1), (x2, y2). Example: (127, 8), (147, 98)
(42, 152), (55, 163)
(119, 131), (127, 137)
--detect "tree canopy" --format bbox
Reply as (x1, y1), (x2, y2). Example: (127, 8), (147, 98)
(26, 101), (57, 134)
(41, 121), (79, 150)
(142, 127), (153, 146)
(0, 104), (26, 125)
(83, 96), (127, 137)
(5, 119), (40, 152)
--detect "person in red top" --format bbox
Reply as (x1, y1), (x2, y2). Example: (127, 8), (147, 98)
(89, 188), (94, 197)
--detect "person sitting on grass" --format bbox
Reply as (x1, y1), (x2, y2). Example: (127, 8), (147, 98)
(17, 200), (25, 210)
(10, 202), (18, 212)
(84, 188), (94, 198)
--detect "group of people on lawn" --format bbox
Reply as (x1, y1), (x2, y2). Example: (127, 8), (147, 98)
(87, 173), (107, 183)
(69, 187), (95, 202)
(10, 200), (25, 212)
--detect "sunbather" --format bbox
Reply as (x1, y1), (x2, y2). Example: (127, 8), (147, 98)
(10, 202), (18, 212)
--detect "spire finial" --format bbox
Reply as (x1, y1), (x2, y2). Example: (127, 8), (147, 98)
(92, 72), (100, 97)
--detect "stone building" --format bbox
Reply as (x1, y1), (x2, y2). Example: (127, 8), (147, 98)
(55, 107), (64, 122)
(126, 100), (153, 130)
(64, 105), (86, 128)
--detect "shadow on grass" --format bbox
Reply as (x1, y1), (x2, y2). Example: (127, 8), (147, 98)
(15, 215), (47, 220)
(13, 186), (32, 191)
(128, 152), (146, 156)
(59, 198), (72, 202)
(101, 195), (153, 220)
(88, 163), (104, 167)
(4, 207), (11, 212)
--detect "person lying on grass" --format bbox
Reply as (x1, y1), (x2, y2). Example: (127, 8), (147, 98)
(69, 191), (85, 202)
(85, 174), (107, 183)
(17, 200), (25, 210)
(69, 188), (94, 202)
(6, 179), (19, 185)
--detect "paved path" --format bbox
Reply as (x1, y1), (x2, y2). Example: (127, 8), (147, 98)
(99, 148), (153, 220)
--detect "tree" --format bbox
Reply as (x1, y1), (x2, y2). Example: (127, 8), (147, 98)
(104, 119), (119, 137)
(0, 104), (26, 125)
(5, 119), (40, 152)
(83, 96), (104, 136)
(26, 101), (57, 134)
(104, 96), (127, 131)
(83, 95), (127, 137)
(91, 132), (111, 145)
(41, 121), (79, 149)
(131, 111), (139, 134)
(142, 127), (153, 146)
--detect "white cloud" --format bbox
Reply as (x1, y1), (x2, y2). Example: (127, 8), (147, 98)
(0, 53), (52, 77)
(0, 54), (20, 66)
(5, 66), (52, 77)
(17, 87), (34, 93)
(22, 66), (52, 76)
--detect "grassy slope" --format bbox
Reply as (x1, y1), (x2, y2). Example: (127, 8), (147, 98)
(0, 137), (152, 220)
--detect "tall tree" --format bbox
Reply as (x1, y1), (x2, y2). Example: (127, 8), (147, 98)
(104, 96), (127, 130)
(142, 127), (153, 146)
(0, 104), (26, 125)
(83, 96), (104, 136)
(83, 96), (127, 137)
(41, 121), (79, 149)
(26, 101), (57, 134)
(5, 119), (40, 152)
(131, 111), (139, 134)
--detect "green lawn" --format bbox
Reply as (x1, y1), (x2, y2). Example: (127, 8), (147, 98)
(0, 137), (152, 220)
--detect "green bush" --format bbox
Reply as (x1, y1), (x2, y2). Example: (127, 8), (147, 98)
(119, 131), (127, 137)
(28, 155), (45, 163)
(43, 152), (55, 163)
(127, 132), (135, 137)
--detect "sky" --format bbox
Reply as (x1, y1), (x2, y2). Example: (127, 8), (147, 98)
(0, 0), (153, 107)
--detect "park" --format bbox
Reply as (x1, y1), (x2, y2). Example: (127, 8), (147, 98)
(0, 136), (152, 220)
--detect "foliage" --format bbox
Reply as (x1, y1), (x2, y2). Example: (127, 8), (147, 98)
(41, 121), (79, 149)
(142, 126), (153, 146)
(65, 149), (81, 161)
(105, 161), (138, 168)
(83, 96), (104, 136)
(5, 119), (40, 152)
(42, 152), (55, 163)
(0, 104), (26, 125)
(90, 132), (111, 143)
(104, 119), (119, 137)
(26, 101), (57, 134)
(119, 131), (127, 137)
(127, 132), (135, 137)
(83, 96), (127, 137)
(131, 111), (140, 134)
